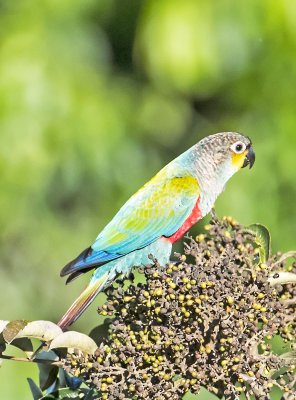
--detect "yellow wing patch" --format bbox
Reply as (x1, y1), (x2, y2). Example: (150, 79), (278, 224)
(121, 176), (199, 234)
(106, 230), (129, 245)
(94, 173), (200, 251)
(166, 176), (199, 195)
(139, 175), (199, 217)
(232, 150), (248, 170)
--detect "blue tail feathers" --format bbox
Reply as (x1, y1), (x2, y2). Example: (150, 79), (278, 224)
(60, 246), (121, 284)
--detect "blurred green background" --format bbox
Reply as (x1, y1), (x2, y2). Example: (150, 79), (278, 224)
(1, 0), (296, 398)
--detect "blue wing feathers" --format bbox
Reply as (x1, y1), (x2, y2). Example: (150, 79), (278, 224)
(60, 247), (122, 280)
(78, 250), (121, 267)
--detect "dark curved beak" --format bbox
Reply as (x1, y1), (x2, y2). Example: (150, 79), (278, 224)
(242, 145), (255, 169)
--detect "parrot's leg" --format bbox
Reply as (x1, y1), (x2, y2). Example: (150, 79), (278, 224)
(169, 260), (183, 266)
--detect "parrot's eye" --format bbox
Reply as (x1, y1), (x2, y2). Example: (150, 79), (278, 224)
(231, 141), (246, 154)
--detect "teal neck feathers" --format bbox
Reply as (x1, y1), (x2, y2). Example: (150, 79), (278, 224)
(173, 145), (237, 217)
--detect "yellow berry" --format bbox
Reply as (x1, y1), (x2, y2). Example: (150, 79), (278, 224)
(196, 234), (205, 242)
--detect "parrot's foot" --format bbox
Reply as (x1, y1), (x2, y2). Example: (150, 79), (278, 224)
(169, 260), (182, 266)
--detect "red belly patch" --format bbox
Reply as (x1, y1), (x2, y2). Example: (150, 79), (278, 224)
(165, 198), (202, 244)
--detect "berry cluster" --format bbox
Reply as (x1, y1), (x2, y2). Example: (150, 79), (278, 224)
(63, 214), (296, 400)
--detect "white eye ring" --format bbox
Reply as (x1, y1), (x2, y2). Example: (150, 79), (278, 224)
(231, 141), (246, 154)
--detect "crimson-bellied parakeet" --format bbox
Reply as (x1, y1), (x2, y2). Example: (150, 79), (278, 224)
(58, 132), (255, 329)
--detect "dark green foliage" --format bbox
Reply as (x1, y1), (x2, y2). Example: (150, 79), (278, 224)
(248, 223), (271, 263)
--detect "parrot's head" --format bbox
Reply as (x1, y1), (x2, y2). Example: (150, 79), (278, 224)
(210, 131), (254, 171)
(192, 132), (255, 215)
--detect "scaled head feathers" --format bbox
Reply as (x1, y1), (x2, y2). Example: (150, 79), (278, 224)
(194, 132), (254, 173)
(192, 132), (254, 216)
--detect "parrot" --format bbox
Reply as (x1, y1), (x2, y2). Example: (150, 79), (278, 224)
(58, 132), (255, 329)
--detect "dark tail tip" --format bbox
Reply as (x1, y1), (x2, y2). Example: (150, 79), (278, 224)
(60, 247), (93, 277)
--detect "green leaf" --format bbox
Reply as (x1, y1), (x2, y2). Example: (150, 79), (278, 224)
(3, 320), (28, 343)
(279, 351), (296, 362)
(14, 320), (63, 342)
(248, 223), (271, 263)
(272, 251), (296, 268)
(58, 368), (68, 388)
(27, 378), (43, 400)
(0, 320), (9, 354)
(40, 388), (95, 399)
(84, 391), (98, 400)
(49, 331), (97, 355)
(36, 351), (59, 391)
(2, 320), (62, 345)
(268, 271), (296, 286)
(11, 337), (34, 358)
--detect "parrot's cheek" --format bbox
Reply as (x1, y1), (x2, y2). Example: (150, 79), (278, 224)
(231, 151), (248, 170)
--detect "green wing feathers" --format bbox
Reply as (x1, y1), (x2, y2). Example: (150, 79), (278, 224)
(92, 170), (200, 254)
